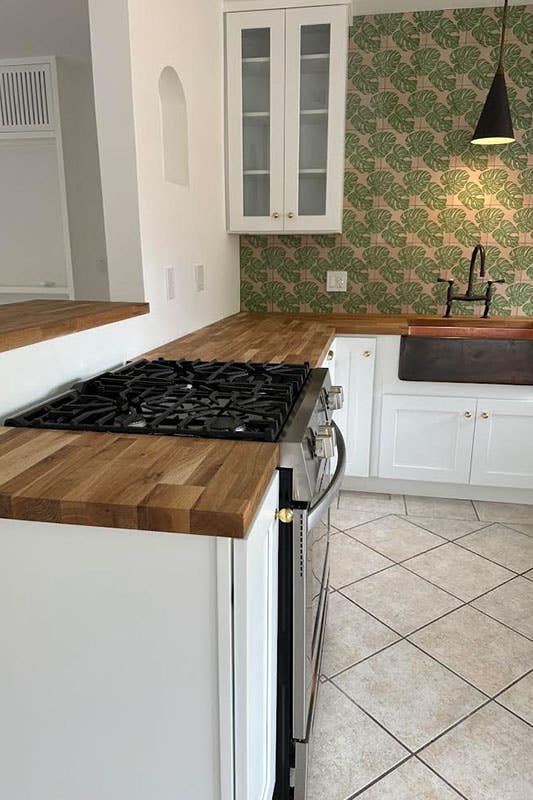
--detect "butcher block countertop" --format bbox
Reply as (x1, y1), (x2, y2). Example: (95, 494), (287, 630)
(0, 299), (150, 353)
(1, 310), (530, 538)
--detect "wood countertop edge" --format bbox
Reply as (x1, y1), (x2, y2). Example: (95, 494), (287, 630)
(0, 428), (280, 540)
(0, 300), (150, 354)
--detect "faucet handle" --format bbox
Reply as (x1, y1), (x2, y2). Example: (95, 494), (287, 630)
(437, 277), (454, 284)
(488, 279), (506, 285)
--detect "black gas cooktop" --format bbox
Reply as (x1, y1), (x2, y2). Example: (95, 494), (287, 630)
(6, 358), (311, 442)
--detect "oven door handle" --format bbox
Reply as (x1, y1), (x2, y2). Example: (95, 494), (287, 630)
(307, 423), (346, 530)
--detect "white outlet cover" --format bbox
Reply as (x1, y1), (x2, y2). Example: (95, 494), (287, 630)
(326, 271), (348, 292)
(164, 266), (176, 301)
(195, 264), (205, 292)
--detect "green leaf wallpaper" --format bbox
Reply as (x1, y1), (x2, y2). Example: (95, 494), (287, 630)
(241, 4), (533, 317)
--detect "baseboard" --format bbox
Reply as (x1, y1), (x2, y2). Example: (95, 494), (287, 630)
(342, 475), (533, 505)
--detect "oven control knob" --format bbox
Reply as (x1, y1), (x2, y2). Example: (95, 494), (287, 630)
(327, 385), (344, 411)
(315, 425), (336, 459)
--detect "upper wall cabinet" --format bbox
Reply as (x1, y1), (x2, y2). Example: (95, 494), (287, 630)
(225, 4), (349, 234)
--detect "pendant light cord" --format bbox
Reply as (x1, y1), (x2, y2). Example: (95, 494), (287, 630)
(497, 0), (510, 73)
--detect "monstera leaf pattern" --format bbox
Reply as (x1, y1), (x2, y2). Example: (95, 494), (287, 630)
(241, 5), (533, 316)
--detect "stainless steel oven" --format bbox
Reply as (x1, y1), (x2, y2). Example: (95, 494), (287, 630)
(274, 369), (346, 800)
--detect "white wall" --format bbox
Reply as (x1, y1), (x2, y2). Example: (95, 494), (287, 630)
(57, 58), (110, 301)
(88, 0), (239, 345)
(126, 0), (240, 344)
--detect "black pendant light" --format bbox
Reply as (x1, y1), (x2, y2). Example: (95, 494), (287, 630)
(472, 0), (515, 145)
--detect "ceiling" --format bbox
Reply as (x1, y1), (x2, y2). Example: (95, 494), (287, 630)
(0, 0), (91, 62)
(353, 0), (530, 14)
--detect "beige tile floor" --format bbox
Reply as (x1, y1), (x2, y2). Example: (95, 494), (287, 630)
(309, 491), (533, 800)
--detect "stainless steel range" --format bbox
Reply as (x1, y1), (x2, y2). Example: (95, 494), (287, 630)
(6, 356), (345, 800)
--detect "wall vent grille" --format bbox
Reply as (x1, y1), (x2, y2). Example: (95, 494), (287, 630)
(0, 64), (53, 132)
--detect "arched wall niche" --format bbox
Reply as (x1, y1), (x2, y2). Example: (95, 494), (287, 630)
(158, 66), (189, 186)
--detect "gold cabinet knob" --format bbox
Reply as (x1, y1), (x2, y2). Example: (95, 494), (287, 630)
(327, 350), (334, 361)
(363, 350), (372, 358)
(276, 508), (294, 524)
(287, 212), (295, 219)
(481, 412), (489, 419)
(464, 411), (472, 419)
(272, 211), (280, 219)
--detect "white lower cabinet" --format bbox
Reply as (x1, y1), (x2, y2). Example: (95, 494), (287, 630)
(379, 394), (476, 484)
(379, 394), (533, 490)
(0, 476), (280, 800)
(334, 337), (376, 477)
(470, 399), (533, 489)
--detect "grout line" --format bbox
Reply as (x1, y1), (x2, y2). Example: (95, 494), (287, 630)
(472, 499), (481, 521)
(468, 596), (533, 643)
(413, 756), (471, 800)
(493, 698), (533, 731)
(330, 678), (415, 755)
(402, 493), (408, 516)
(414, 698), (493, 758)
(346, 754), (414, 799)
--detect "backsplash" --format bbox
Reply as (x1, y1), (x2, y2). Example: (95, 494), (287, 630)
(241, 5), (533, 317)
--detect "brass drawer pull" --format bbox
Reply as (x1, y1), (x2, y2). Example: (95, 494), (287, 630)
(327, 350), (334, 361)
(481, 411), (489, 419)
(464, 411), (472, 419)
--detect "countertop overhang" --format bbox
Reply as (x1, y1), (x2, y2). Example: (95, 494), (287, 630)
(1, 311), (530, 538)
(0, 299), (150, 353)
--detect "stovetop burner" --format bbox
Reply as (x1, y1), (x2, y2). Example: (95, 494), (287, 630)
(6, 358), (311, 442)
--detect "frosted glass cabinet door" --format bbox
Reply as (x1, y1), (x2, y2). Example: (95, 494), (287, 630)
(226, 10), (285, 232)
(284, 5), (347, 233)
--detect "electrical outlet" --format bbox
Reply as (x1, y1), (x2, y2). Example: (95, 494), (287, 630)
(326, 271), (348, 292)
(195, 264), (205, 292)
(164, 266), (176, 301)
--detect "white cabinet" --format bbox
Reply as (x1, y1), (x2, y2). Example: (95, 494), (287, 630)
(379, 395), (476, 484)
(471, 400), (533, 489)
(334, 337), (376, 478)
(0, 476), (280, 800)
(379, 394), (533, 490)
(225, 4), (348, 233)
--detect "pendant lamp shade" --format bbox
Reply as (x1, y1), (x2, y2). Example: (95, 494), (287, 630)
(471, 0), (515, 145)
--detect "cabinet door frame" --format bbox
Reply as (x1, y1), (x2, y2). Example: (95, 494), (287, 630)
(471, 399), (533, 489)
(334, 337), (376, 478)
(283, 4), (347, 233)
(379, 394), (477, 484)
(226, 10), (286, 233)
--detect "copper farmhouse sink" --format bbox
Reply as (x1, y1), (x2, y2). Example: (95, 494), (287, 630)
(407, 318), (533, 341)
(400, 318), (533, 385)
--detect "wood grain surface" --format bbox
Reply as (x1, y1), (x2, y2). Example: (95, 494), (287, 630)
(0, 427), (279, 538)
(0, 300), (150, 353)
(2, 310), (530, 537)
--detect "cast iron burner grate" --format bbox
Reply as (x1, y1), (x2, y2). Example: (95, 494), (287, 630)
(6, 358), (311, 442)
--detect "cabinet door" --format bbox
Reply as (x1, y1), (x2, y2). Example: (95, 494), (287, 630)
(379, 395), (476, 484)
(226, 11), (285, 232)
(232, 475), (279, 800)
(334, 337), (376, 477)
(471, 399), (533, 489)
(284, 5), (347, 233)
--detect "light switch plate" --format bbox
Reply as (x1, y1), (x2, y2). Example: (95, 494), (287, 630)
(326, 271), (348, 292)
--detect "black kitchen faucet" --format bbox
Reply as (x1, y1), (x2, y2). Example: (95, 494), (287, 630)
(437, 245), (506, 318)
